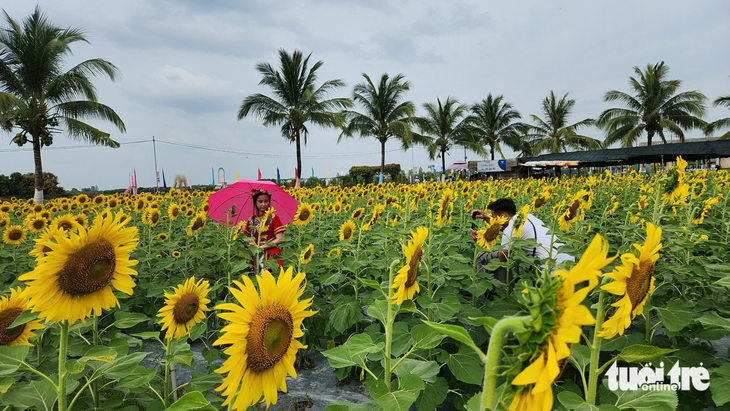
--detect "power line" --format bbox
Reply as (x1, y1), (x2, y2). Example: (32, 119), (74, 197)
(0, 137), (405, 158)
(0, 139), (149, 153)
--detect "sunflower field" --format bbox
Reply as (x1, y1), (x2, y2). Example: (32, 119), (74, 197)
(1, 158), (730, 411)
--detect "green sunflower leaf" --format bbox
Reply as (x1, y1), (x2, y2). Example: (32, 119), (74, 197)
(8, 310), (38, 329)
(654, 300), (693, 333)
(616, 345), (677, 364)
(164, 391), (216, 410)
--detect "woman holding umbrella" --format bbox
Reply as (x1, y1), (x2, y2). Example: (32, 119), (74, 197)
(244, 189), (286, 273)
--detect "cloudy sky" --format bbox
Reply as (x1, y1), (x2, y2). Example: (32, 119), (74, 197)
(1, 1), (728, 190)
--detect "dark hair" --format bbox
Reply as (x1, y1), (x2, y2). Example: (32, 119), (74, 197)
(487, 198), (517, 215)
(252, 190), (271, 202)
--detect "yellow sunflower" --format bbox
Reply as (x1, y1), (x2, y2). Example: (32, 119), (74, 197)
(293, 203), (314, 226)
(351, 207), (365, 221)
(214, 267), (316, 410)
(92, 195), (106, 207)
(24, 213), (48, 233)
(29, 226), (63, 261)
(259, 208), (274, 233)
(511, 205), (531, 238)
(52, 214), (80, 233)
(362, 204), (385, 231)
(598, 223), (662, 339)
(435, 189), (454, 227)
(391, 226), (428, 305)
(167, 203), (180, 220)
(232, 221), (247, 241)
(476, 216), (509, 250)
(327, 248), (340, 258)
(510, 235), (614, 411)
(187, 212), (207, 236)
(300, 244), (314, 264)
(157, 277), (211, 340)
(157, 233), (169, 241)
(0, 287), (44, 346)
(3, 225), (26, 245)
(339, 220), (356, 242)
(19, 214), (139, 324)
(172, 251), (182, 259)
(107, 197), (119, 209)
(143, 208), (161, 227)
(0, 212), (10, 230)
(74, 213), (89, 229)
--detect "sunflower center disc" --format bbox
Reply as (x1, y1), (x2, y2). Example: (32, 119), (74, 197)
(247, 305), (293, 373)
(9, 230), (22, 241)
(299, 210), (310, 220)
(303, 249), (312, 260)
(173, 294), (200, 323)
(191, 218), (204, 232)
(0, 307), (25, 346)
(33, 220), (45, 230)
(627, 259), (654, 309)
(405, 248), (423, 287)
(343, 227), (352, 239)
(58, 238), (116, 296)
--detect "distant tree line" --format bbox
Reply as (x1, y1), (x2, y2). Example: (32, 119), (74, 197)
(0, 172), (65, 199)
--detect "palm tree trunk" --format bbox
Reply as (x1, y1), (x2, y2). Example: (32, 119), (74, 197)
(441, 149), (446, 177)
(490, 145), (495, 161)
(380, 140), (386, 182)
(32, 136), (44, 204)
(647, 130), (654, 146)
(295, 129), (302, 179)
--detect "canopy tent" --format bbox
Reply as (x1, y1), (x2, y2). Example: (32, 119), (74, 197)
(446, 162), (468, 170)
(519, 140), (730, 167)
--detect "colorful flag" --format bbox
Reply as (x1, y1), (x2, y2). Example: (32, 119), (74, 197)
(327, 168), (331, 179)
(340, 167), (344, 176)
(311, 167), (315, 178)
(277, 168), (281, 184)
(162, 169), (167, 189)
(378, 173), (384, 184)
(212, 167), (215, 185)
(236, 168), (240, 182)
(257, 168), (262, 180)
(295, 167), (300, 187)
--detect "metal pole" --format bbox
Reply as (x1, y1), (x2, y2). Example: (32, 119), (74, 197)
(152, 135), (159, 191)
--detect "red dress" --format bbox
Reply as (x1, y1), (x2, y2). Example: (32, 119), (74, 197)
(244, 212), (286, 268)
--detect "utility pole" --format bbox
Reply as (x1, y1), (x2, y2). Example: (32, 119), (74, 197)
(153, 135), (160, 191)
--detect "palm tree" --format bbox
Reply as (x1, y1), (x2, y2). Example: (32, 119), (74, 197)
(597, 61), (707, 147)
(416, 97), (485, 173)
(467, 94), (524, 160)
(238, 49), (351, 180)
(527, 91), (600, 154)
(339, 73), (420, 177)
(0, 7), (125, 203)
(706, 95), (730, 140)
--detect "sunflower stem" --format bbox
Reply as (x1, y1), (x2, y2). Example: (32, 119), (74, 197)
(58, 319), (69, 411)
(481, 316), (531, 411)
(384, 260), (399, 393)
(93, 314), (100, 408)
(163, 337), (172, 407)
(587, 289), (607, 405)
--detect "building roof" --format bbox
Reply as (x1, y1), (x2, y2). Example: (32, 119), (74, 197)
(519, 140), (730, 166)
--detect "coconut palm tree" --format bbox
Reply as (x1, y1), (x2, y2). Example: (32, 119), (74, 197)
(415, 97), (485, 174)
(339, 73), (422, 178)
(0, 7), (125, 204)
(597, 62), (707, 147)
(238, 49), (351, 180)
(467, 94), (524, 160)
(527, 91), (600, 154)
(705, 95), (730, 140)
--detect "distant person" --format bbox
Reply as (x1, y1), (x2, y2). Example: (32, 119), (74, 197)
(470, 198), (573, 293)
(244, 189), (285, 272)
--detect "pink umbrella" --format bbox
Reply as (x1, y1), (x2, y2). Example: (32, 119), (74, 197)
(207, 180), (298, 227)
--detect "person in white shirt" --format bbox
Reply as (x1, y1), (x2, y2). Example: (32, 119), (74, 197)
(470, 198), (573, 294)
